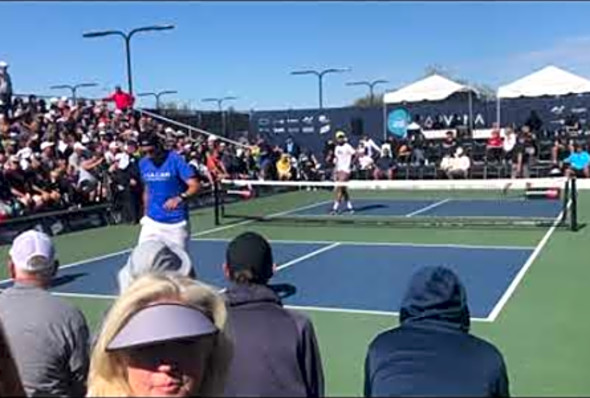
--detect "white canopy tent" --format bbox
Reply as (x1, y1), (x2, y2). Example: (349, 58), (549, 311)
(382, 74), (478, 138)
(495, 65), (590, 125)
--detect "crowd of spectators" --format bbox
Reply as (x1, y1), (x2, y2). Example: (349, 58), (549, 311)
(0, 228), (510, 397)
(2, 59), (590, 224)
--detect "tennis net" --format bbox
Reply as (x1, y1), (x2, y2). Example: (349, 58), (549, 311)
(214, 177), (578, 231)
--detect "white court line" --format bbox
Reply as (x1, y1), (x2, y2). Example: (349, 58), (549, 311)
(404, 198), (451, 217)
(486, 204), (568, 322)
(190, 199), (332, 238)
(47, 292), (491, 322)
(0, 248), (132, 286)
(276, 242), (341, 272)
(191, 237), (535, 251)
(284, 304), (490, 322)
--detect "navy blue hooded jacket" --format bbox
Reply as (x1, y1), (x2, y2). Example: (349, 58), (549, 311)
(223, 283), (324, 397)
(364, 266), (509, 397)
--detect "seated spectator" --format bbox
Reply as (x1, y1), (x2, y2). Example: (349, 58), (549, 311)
(276, 153), (293, 180)
(374, 145), (396, 180)
(564, 143), (590, 178)
(299, 150), (322, 182)
(441, 130), (457, 156)
(486, 128), (504, 162)
(359, 134), (381, 159)
(0, 230), (90, 397)
(364, 266), (509, 397)
(117, 239), (196, 293)
(551, 135), (571, 167)
(503, 127), (517, 161)
(87, 273), (232, 397)
(222, 232), (324, 397)
(440, 147), (470, 179)
(396, 140), (412, 163)
(0, 318), (25, 396)
(511, 127), (536, 179)
(283, 136), (301, 158)
(358, 150), (374, 180)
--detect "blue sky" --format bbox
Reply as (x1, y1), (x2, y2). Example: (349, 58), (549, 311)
(2, 1), (590, 110)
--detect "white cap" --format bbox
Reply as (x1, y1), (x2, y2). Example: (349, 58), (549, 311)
(207, 135), (218, 142)
(115, 152), (130, 170)
(74, 142), (87, 151)
(0, 61), (7, 68)
(81, 135), (91, 144)
(98, 121), (106, 129)
(17, 147), (33, 160)
(176, 130), (186, 137)
(40, 141), (55, 151)
(109, 141), (121, 150)
(9, 230), (56, 273)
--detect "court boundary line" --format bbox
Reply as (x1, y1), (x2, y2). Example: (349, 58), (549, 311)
(191, 237), (536, 251)
(46, 291), (491, 322)
(191, 199), (332, 238)
(276, 242), (341, 271)
(486, 204), (568, 322)
(404, 198), (451, 217)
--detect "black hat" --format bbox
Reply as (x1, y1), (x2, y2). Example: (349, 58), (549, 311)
(226, 232), (273, 283)
(139, 134), (159, 147)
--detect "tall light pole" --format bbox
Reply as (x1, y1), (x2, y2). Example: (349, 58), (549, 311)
(346, 79), (389, 106)
(49, 82), (98, 103)
(290, 67), (350, 109)
(82, 24), (175, 96)
(202, 96), (238, 135)
(137, 90), (178, 110)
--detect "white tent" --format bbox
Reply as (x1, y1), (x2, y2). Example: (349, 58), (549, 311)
(383, 74), (474, 104)
(495, 65), (590, 125)
(382, 74), (477, 138)
(497, 65), (590, 99)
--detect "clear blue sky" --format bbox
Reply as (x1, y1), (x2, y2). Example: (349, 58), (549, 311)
(2, 1), (590, 111)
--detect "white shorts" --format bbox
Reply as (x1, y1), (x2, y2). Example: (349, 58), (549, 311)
(138, 216), (191, 251)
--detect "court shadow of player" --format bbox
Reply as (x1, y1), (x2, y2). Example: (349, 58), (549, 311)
(50, 272), (88, 288)
(269, 283), (297, 300)
(352, 204), (387, 213)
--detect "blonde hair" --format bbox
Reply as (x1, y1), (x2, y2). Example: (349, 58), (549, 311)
(87, 273), (232, 397)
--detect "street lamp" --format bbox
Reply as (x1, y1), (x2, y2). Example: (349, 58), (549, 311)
(82, 24), (175, 95)
(346, 79), (389, 106)
(290, 67), (350, 109)
(137, 90), (178, 110)
(202, 96), (238, 135)
(49, 82), (98, 103)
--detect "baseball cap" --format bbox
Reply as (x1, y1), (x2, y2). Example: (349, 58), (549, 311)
(118, 240), (194, 293)
(0, 61), (7, 68)
(335, 131), (346, 139)
(9, 230), (56, 273)
(139, 134), (159, 147)
(40, 141), (55, 151)
(106, 302), (218, 351)
(73, 142), (87, 151)
(226, 232), (274, 283)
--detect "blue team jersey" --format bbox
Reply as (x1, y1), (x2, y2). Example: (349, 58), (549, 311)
(139, 151), (196, 224)
(565, 151), (590, 170)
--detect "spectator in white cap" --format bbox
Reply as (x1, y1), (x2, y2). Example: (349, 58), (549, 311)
(88, 273), (232, 397)
(0, 230), (90, 397)
(0, 61), (12, 117)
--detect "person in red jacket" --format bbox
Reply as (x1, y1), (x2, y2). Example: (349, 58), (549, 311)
(104, 86), (135, 111)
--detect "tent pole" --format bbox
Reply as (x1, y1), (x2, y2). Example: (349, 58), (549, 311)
(468, 90), (473, 135)
(382, 99), (387, 141)
(496, 96), (500, 127)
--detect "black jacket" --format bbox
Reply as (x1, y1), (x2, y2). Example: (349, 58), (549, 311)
(223, 283), (324, 397)
(364, 266), (509, 397)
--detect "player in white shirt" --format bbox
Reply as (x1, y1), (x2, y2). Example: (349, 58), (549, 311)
(331, 131), (356, 214)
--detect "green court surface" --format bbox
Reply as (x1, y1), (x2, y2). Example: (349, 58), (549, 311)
(1, 189), (589, 396)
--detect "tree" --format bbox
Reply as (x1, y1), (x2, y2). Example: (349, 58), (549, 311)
(353, 93), (384, 108)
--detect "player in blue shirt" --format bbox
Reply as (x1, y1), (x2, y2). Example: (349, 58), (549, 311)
(564, 143), (590, 178)
(137, 134), (199, 250)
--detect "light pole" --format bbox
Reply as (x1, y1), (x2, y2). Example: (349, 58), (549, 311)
(49, 82), (98, 103)
(290, 67), (350, 109)
(82, 24), (175, 96)
(137, 90), (178, 110)
(346, 79), (389, 106)
(202, 96), (238, 135)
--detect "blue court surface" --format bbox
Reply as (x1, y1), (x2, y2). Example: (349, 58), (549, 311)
(291, 198), (563, 219)
(0, 238), (535, 321)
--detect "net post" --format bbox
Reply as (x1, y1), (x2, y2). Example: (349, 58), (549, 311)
(561, 177), (570, 225)
(213, 180), (220, 226)
(571, 176), (578, 232)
